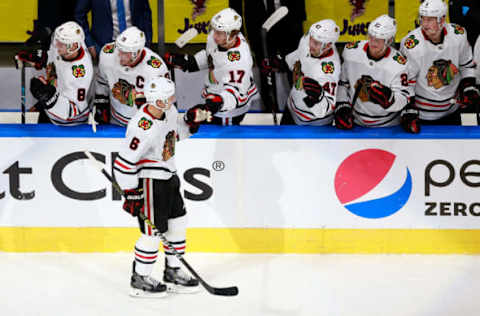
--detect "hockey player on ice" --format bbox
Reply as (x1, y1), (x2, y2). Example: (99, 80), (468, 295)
(279, 19), (341, 125)
(113, 77), (212, 297)
(94, 26), (170, 126)
(21, 21), (94, 125)
(400, 0), (479, 125)
(335, 15), (415, 131)
(164, 8), (257, 125)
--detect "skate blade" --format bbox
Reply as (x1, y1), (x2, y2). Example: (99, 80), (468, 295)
(129, 288), (167, 298)
(166, 283), (200, 294)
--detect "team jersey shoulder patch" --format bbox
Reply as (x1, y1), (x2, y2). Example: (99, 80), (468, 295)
(147, 56), (163, 68)
(321, 61), (335, 74)
(227, 50), (241, 62)
(452, 24), (465, 35)
(103, 43), (115, 54)
(345, 41), (359, 49)
(403, 34), (419, 49)
(72, 64), (86, 78)
(138, 117), (153, 130)
(393, 53), (407, 65)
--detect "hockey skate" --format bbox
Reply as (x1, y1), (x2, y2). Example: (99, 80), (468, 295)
(129, 262), (167, 298)
(163, 260), (200, 294)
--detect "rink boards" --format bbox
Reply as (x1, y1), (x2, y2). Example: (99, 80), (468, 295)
(1, 124), (480, 253)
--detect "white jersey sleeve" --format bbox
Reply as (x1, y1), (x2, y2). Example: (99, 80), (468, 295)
(475, 35), (480, 84)
(44, 45), (94, 125)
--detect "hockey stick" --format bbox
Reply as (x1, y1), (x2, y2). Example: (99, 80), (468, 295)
(83, 150), (239, 297)
(14, 56), (26, 124)
(260, 6), (289, 125)
(175, 28), (199, 48)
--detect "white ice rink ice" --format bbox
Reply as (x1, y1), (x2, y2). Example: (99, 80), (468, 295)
(1, 253), (480, 316)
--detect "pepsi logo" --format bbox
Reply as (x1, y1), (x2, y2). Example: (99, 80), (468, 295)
(334, 149), (412, 219)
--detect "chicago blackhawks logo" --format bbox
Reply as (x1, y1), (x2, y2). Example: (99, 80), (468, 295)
(190, 0), (207, 20)
(393, 53), (407, 65)
(345, 41), (360, 49)
(426, 59), (459, 89)
(162, 130), (176, 161)
(112, 79), (137, 106)
(349, 0), (368, 22)
(453, 24), (465, 35)
(403, 35), (419, 49)
(103, 43), (115, 54)
(147, 56), (163, 68)
(72, 65), (85, 78)
(322, 61), (335, 74)
(227, 51), (241, 62)
(138, 117), (152, 130)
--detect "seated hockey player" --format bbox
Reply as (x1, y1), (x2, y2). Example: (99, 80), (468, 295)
(163, 8), (257, 125)
(400, 0), (479, 125)
(18, 21), (93, 125)
(335, 14), (416, 132)
(94, 26), (170, 126)
(262, 19), (341, 125)
(113, 77), (212, 297)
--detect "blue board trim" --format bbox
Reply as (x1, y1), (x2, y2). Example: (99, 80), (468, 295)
(0, 124), (479, 139)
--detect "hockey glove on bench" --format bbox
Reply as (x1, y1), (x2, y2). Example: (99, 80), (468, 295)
(30, 77), (58, 110)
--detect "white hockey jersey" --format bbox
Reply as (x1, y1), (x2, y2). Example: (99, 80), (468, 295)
(400, 23), (477, 120)
(337, 40), (412, 127)
(285, 35), (341, 125)
(113, 104), (193, 190)
(193, 33), (257, 120)
(43, 45), (93, 125)
(96, 44), (170, 126)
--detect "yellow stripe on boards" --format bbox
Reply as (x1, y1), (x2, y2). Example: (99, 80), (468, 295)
(1, 227), (480, 254)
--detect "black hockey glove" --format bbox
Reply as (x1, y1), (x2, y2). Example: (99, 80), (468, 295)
(204, 94), (223, 114)
(185, 104), (213, 133)
(369, 81), (394, 109)
(16, 49), (47, 70)
(401, 107), (420, 134)
(93, 94), (111, 124)
(30, 77), (58, 110)
(25, 20), (52, 48)
(122, 187), (144, 217)
(260, 55), (286, 75)
(163, 52), (199, 72)
(302, 77), (324, 108)
(458, 77), (480, 109)
(334, 102), (354, 130)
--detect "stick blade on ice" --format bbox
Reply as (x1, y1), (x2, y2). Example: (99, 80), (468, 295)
(262, 6), (289, 32)
(175, 28), (199, 48)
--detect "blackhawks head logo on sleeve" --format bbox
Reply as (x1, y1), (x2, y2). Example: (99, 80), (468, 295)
(138, 117), (153, 130)
(103, 43), (115, 53)
(293, 61), (304, 90)
(426, 59), (459, 89)
(345, 41), (359, 49)
(147, 56), (163, 68)
(72, 65), (86, 78)
(112, 79), (138, 106)
(403, 35), (419, 49)
(46, 62), (57, 85)
(321, 61), (335, 74)
(393, 53), (407, 65)
(453, 24), (465, 35)
(227, 51), (241, 62)
(162, 130), (176, 161)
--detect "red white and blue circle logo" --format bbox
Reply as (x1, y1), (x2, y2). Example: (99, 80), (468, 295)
(334, 149), (412, 219)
